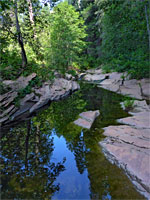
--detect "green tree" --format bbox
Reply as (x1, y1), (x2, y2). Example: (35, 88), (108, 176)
(46, 1), (86, 74)
(96, 0), (149, 78)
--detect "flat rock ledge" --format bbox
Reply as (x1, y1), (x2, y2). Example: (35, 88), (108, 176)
(99, 102), (150, 199)
(80, 68), (150, 100)
(0, 74), (79, 128)
(74, 110), (100, 129)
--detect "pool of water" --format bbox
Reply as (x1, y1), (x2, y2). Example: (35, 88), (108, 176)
(1, 83), (145, 199)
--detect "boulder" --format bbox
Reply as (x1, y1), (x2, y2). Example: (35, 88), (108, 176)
(83, 74), (107, 82)
(74, 110), (100, 129)
(124, 79), (138, 87)
(102, 125), (150, 148)
(20, 93), (39, 106)
(74, 118), (93, 129)
(79, 110), (100, 122)
(1, 77), (80, 126)
(11, 102), (35, 120)
(118, 85), (142, 99)
(78, 73), (86, 80)
(3, 73), (36, 91)
(65, 73), (76, 81)
(0, 105), (15, 118)
(30, 78), (79, 113)
(106, 72), (124, 83)
(98, 79), (120, 92)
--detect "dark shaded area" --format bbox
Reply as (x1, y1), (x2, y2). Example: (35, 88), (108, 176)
(0, 83), (144, 199)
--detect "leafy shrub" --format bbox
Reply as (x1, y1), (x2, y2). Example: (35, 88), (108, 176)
(123, 99), (134, 112)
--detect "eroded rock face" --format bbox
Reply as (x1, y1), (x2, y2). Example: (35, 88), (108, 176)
(100, 101), (150, 199)
(80, 68), (150, 100)
(100, 138), (150, 199)
(74, 110), (100, 129)
(0, 77), (80, 127)
(3, 73), (36, 91)
(30, 78), (79, 113)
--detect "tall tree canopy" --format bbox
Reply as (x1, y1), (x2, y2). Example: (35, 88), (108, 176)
(96, 0), (150, 78)
(45, 1), (86, 74)
(0, 0), (149, 81)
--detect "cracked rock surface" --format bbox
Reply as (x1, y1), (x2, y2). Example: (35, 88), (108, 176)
(74, 110), (100, 129)
(81, 68), (150, 100)
(0, 75), (79, 128)
(100, 102), (150, 199)
(80, 68), (150, 198)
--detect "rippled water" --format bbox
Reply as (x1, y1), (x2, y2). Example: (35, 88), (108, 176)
(1, 83), (144, 199)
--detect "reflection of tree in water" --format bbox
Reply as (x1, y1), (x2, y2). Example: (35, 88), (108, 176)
(1, 119), (65, 199)
(1, 83), (142, 199)
(66, 131), (89, 174)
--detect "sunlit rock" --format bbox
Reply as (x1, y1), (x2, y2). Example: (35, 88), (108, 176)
(117, 111), (150, 129)
(86, 68), (103, 74)
(74, 110), (100, 129)
(30, 78), (80, 113)
(83, 74), (107, 82)
(100, 108), (150, 199)
(121, 100), (150, 114)
(100, 138), (150, 199)
(3, 73), (36, 91)
(0, 77), (80, 126)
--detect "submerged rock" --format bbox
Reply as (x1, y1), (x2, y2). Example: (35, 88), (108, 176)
(74, 110), (100, 129)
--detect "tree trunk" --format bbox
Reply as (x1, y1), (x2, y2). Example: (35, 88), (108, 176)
(35, 124), (40, 165)
(78, 0), (81, 9)
(25, 120), (31, 170)
(26, 0), (36, 38)
(14, 0), (27, 68)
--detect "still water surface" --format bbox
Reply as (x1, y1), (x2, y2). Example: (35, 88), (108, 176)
(1, 83), (144, 199)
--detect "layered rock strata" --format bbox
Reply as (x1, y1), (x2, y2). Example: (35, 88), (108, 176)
(100, 102), (150, 199)
(0, 74), (79, 128)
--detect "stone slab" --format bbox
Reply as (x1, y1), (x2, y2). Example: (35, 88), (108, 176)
(74, 118), (92, 129)
(100, 140), (150, 199)
(74, 110), (100, 129)
(84, 74), (106, 82)
(103, 125), (150, 149)
(118, 112), (150, 129)
(79, 110), (100, 122)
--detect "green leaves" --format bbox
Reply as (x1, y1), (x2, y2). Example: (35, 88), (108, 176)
(45, 1), (86, 74)
(96, 0), (149, 79)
